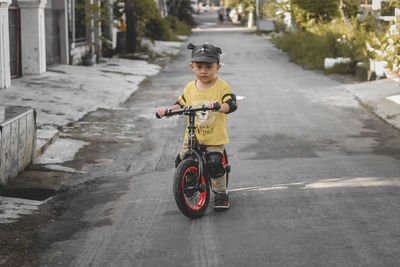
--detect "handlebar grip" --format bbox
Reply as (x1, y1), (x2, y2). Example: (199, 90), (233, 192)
(155, 112), (161, 119)
(213, 102), (221, 111)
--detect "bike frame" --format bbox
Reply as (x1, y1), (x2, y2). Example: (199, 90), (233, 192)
(182, 111), (206, 185)
(156, 103), (221, 190)
(156, 102), (230, 217)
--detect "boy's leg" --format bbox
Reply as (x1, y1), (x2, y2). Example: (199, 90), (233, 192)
(206, 145), (230, 209)
(179, 140), (189, 161)
(205, 145), (227, 192)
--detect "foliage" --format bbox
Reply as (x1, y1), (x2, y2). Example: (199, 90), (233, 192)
(269, 0), (400, 77)
(76, 0), (115, 55)
(167, 0), (195, 26)
(272, 30), (332, 69)
(133, 0), (161, 37)
(366, 22), (400, 71)
(114, 0), (191, 42)
(271, 18), (377, 70)
(342, 0), (360, 19)
(166, 15), (192, 36)
(291, 0), (339, 23)
(228, 0), (255, 11)
(260, 0), (276, 18)
(144, 17), (175, 41)
(113, 0), (124, 21)
(323, 62), (355, 75)
(271, 0), (360, 28)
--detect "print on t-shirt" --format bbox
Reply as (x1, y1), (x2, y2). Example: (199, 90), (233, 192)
(192, 100), (216, 137)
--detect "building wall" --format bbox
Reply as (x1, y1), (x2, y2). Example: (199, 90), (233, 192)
(0, 0), (11, 88)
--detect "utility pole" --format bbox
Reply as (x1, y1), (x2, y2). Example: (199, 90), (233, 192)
(256, 0), (259, 19)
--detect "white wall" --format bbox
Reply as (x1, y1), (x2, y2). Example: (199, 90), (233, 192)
(19, 0), (48, 75)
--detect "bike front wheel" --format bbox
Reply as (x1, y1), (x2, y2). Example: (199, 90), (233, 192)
(173, 159), (210, 218)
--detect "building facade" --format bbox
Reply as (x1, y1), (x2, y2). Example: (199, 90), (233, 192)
(0, 0), (119, 88)
(0, 0), (171, 89)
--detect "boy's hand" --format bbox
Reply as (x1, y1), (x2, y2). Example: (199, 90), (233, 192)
(207, 101), (221, 112)
(207, 101), (229, 113)
(156, 108), (169, 118)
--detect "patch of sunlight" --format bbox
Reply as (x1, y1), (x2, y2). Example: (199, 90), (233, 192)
(304, 177), (400, 189)
(229, 186), (288, 192)
(387, 95), (400, 105)
(257, 186), (288, 191)
(275, 182), (305, 186)
(229, 177), (400, 193)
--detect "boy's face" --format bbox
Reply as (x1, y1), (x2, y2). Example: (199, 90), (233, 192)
(190, 62), (221, 84)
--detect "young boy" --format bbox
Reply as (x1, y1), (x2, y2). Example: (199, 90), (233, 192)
(156, 42), (237, 209)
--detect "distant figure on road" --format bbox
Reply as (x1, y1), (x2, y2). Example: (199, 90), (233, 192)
(226, 7), (231, 21)
(238, 4), (243, 21)
(156, 43), (238, 209)
(218, 6), (225, 22)
(229, 8), (238, 23)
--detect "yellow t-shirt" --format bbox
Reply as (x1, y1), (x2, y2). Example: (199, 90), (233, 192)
(177, 77), (234, 145)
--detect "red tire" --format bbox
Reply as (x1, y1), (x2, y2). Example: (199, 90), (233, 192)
(173, 159), (210, 218)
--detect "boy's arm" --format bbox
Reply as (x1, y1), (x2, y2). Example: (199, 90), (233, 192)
(206, 101), (230, 113)
(171, 104), (182, 111)
(221, 93), (237, 114)
(156, 104), (181, 118)
(220, 83), (238, 114)
(157, 86), (187, 118)
(217, 102), (230, 113)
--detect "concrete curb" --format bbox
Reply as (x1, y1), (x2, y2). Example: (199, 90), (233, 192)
(35, 128), (59, 159)
(345, 79), (400, 131)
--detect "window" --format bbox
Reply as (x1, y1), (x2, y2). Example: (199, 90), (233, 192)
(74, 0), (86, 42)
(381, 1), (395, 16)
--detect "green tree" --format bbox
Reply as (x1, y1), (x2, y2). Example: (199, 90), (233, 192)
(273, 0), (360, 27)
(292, 0), (339, 22)
(227, 0), (255, 13)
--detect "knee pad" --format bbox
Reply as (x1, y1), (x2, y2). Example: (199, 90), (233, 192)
(206, 152), (225, 178)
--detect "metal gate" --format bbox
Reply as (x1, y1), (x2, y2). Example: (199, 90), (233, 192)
(45, 8), (61, 66)
(8, 6), (20, 78)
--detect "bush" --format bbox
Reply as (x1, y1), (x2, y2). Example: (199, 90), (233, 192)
(272, 30), (335, 69)
(271, 19), (376, 70)
(145, 17), (175, 41)
(274, 19), (288, 32)
(132, 0), (189, 42)
(167, 0), (195, 26)
(166, 16), (191, 36)
(324, 62), (356, 75)
(354, 64), (376, 81)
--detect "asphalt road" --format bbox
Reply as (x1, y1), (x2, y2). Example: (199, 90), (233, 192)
(30, 13), (400, 266)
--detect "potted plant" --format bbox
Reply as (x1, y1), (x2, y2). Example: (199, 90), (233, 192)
(82, 51), (96, 66)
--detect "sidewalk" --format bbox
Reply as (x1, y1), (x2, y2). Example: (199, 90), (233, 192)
(0, 40), (183, 159)
(345, 78), (400, 130)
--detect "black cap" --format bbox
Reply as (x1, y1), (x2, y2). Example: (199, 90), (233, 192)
(187, 43), (222, 64)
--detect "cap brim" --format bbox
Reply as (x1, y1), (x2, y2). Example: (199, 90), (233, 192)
(191, 56), (218, 63)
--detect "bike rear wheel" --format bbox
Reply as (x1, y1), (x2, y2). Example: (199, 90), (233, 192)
(173, 159), (210, 218)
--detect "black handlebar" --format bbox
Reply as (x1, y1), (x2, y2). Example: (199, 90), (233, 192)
(156, 102), (221, 119)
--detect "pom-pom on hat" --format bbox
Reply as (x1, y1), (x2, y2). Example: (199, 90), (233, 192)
(187, 43), (222, 64)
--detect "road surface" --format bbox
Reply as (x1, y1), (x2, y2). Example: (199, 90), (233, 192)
(22, 12), (400, 266)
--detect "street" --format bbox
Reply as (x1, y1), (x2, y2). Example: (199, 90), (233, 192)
(6, 12), (400, 266)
